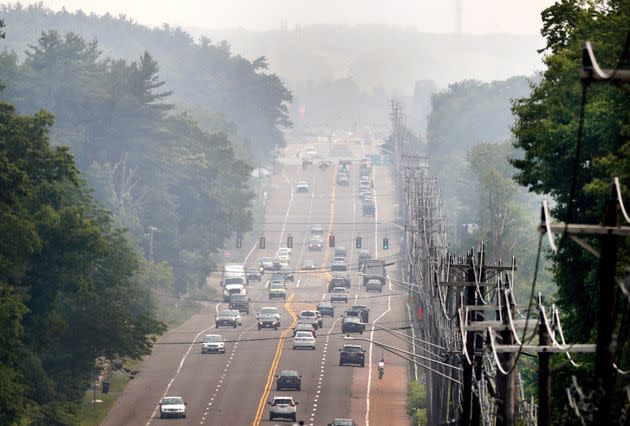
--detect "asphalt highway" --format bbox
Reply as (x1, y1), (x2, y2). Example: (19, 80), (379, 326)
(103, 141), (411, 426)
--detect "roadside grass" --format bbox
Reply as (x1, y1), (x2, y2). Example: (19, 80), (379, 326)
(77, 359), (141, 426)
(408, 380), (427, 426)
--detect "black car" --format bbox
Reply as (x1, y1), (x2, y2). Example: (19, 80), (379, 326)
(228, 294), (250, 314)
(258, 313), (280, 330)
(281, 269), (294, 282)
(339, 344), (366, 367)
(276, 370), (302, 391)
(341, 316), (365, 334)
(317, 302), (335, 317)
(350, 305), (369, 323)
(328, 273), (351, 291)
(246, 268), (262, 282)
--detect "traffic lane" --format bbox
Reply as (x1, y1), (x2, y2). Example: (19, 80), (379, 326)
(260, 294), (350, 426)
(192, 288), (297, 425)
(101, 305), (218, 426)
(149, 285), (280, 425)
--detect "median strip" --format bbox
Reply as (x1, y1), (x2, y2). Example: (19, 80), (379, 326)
(252, 293), (297, 425)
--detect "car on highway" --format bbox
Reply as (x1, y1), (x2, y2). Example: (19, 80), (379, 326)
(276, 370), (302, 391)
(280, 268), (294, 282)
(308, 235), (324, 250)
(317, 302), (335, 317)
(228, 294), (250, 313)
(362, 200), (375, 216)
(293, 331), (316, 350)
(268, 396), (298, 422)
(269, 272), (286, 284)
(246, 268), (262, 282)
(298, 310), (320, 329)
(302, 259), (316, 270)
(330, 256), (348, 272)
(274, 253), (290, 266)
(334, 247), (347, 257)
(201, 334), (225, 354)
(311, 224), (324, 235)
(366, 278), (383, 292)
(337, 174), (350, 186)
(358, 249), (372, 268)
(159, 396), (187, 419)
(215, 310), (241, 328)
(259, 306), (281, 323)
(258, 313), (280, 330)
(341, 316), (365, 334)
(258, 257), (275, 270)
(328, 419), (357, 426)
(349, 305), (369, 323)
(269, 282), (287, 300)
(339, 344), (366, 367)
(359, 188), (372, 200)
(331, 287), (349, 303)
(296, 181), (310, 193)
(328, 273), (351, 291)
(293, 322), (316, 338)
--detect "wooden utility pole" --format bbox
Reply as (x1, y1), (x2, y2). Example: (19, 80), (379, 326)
(461, 251), (475, 426)
(496, 279), (516, 425)
(538, 296), (551, 426)
(594, 184), (620, 424)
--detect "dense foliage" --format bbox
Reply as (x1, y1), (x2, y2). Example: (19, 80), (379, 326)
(0, 31), (254, 293)
(0, 99), (165, 423)
(1, 3), (293, 160)
(511, 0), (630, 418)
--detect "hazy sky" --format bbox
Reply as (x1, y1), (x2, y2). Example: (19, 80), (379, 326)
(19, 0), (556, 34)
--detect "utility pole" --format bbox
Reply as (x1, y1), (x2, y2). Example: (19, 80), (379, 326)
(594, 184), (620, 424)
(538, 295), (551, 426)
(471, 245), (485, 426)
(461, 250), (476, 426)
(496, 277), (516, 425)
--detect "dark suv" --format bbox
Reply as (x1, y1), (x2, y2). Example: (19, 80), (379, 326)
(350, 305), (369, 323)
(328, 273), (351, 291)
(258, 313), (280, 330)
(317, 302), (335, 317)
(276, 370), (302, 391)
(228, 294), (250, 314)
(339, 344), (366, 367)
(341, 316), (365, 334)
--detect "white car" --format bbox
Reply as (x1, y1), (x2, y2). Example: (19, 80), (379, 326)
(276, 247), (292, 256)
(259, 307), (281, 324)
(296, 181), (309, 193)
(293, 330), (316, 350)
(258, 257), (275, 269)
(159, 396), (187, 419)
(201, 334), (225, 353)
(331, 287), (349, 303)
(268, 396), (298, 422)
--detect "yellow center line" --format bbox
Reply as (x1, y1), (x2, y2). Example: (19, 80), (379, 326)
(321, 168), (337, 282)
(252, 293), (297, 425)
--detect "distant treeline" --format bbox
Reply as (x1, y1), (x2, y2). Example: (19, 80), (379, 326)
(1, 3), (293, 160)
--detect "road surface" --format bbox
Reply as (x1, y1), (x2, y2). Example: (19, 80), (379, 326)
(103, 141), (412, 426)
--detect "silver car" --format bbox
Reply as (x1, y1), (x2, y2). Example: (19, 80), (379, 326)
(293, 331), (316, 350)
(268, 396), (298, 422)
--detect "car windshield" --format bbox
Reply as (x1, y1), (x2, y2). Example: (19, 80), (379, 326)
(333, 420), (355, 426)
(273, 398), (293, 405)
(300, 311), (315, 317)
(202, 335), (222, 342)
(279, 370), (298, 377)
(270, 283), (285, 290)
(333, 288), (346, 293)
(271, 273), (284, 280)
(162, 397), (184, 405)
(260, 314), (276, 320)
(295, 331), (313, 338)
(229, 310), (240, 315)
(344, 346), (363, 352)
(261, 308), (277, 314)
(218, 310), (234, 317)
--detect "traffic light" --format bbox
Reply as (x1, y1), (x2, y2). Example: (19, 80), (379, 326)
(259, 236), (266, 249)
(328, 234), (335, 247)
(236, 234), (243, 248)
(383, 237), (389, 250)
(355, 236), (362, 248)
(287, 235), (293, 249)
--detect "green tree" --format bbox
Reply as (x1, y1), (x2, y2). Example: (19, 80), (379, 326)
(511, 0), (630, 418)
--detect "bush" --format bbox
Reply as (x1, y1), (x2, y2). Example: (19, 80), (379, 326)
(407, 381), (427, 425)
